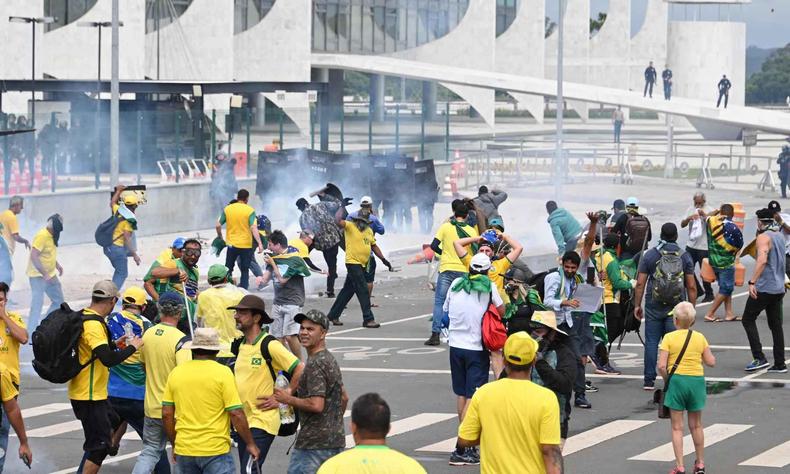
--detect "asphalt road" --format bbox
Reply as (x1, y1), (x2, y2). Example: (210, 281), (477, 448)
(10, 262), (790, 474)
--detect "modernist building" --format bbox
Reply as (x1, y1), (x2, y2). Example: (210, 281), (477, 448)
(0, 0), (748, 134)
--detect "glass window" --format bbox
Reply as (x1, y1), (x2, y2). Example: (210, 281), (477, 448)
(496, 0), (519, 37)
(145, 0), (193, 34)
(44, 0), (98, 32)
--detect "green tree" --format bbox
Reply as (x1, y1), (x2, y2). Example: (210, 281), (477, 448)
(746, 43), (790, 105)
(545, 17), (556, 38)
(590, 12), (607, 37)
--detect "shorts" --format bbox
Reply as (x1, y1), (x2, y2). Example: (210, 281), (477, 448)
(365, 258), (377, 283)
(664, 375), (706, 412)
(270, 304), (302, 338)
(713, 266), (735, 296)
(449, 346), (490, 398)
(70, 399), (120, 454)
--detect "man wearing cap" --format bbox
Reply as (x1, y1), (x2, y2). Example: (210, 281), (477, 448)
(133, 292), (191, 474)
(276, 309), (348, 473)
(608, 199), (626, 232)
(163, 327), (260, 471)
(196, 264), (245, 366)
(546, 201), (582, 256)
(458, 332), (563, 474)
(106, 185), (142, 290)
(444, 252), (504, 466)
(348, 196), (387, 306)
(26, 213), (65, 331)
(216, 189), (264, 290)
(71, 280), (144, 474)
(327, 207), (392, 328)
(633, 223), (696, 391)
(741, 209), (787, 373)
(613, 197), (652, 260)
(230, 294), (304, 470)
(473, 186), (508, 230)
(143, 237), (185, 301)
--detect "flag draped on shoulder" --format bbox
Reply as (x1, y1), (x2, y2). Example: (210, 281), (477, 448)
(272, 246), (311, 278)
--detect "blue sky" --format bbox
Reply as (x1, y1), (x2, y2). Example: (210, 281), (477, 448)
(546, 0), (789, 48)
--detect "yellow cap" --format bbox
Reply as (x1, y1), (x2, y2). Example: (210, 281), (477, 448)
(504, 331), (539, 366)
(122, 286), (148, 306)
(123, 194), (139, 206)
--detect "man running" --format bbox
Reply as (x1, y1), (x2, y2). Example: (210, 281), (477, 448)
(105, 185), (142, 290)
(0, 195), (30, 254)
(26, 214), (64, 331)
(216, 189), (264, 290)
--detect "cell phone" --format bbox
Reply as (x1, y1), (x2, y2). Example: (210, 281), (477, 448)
(21, 453), (31, 469)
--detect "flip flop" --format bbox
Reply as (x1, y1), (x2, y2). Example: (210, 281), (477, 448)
(704, 316), (722, 322)
(723, 316), (743, 322)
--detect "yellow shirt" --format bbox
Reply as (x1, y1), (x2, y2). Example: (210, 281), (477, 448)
(220, 202), (256, 249)
(288, 238), (311, 258)
(26, 228), (58, 278)
(68, 310), (110, 401)
(162, 359), (243, 456)
(344, 223), (375, 266)
(156, 248), (176, 266)
(435, 221), (478, 273)
(460, 253), (512, 303)
(660, 329), (709, 377)
(111, 204), (134, 247)
(139, 323), (191, 419)
(459, 378), (561, 474)
(318, 445), (427, 474)
(235, 333), (300, 435)
(0, 367), (18, 403)
(0, 312), (27, 386)
(0, 209), (20, 254)
(196, 284), (245, 358)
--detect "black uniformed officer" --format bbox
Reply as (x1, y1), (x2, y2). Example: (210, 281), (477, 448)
(644, 61), (657, 98)
(717, 75), (732, 108)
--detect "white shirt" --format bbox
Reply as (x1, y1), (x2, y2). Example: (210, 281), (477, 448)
(444, 278), (504, 351)
(684, 205), (713, 251)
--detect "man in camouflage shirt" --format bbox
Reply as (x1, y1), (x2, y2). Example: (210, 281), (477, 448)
(296, 197), (344, 298)
(275, 309), (348, 473)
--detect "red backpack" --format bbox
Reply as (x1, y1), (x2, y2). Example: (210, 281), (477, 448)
(482, 293), (507, 352)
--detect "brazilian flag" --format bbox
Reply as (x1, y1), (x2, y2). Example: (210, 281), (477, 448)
(272, 246), (311, 278)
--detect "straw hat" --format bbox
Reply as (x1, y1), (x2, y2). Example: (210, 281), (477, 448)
(183, 328), (228, 351)
(530, 311), (569, 336)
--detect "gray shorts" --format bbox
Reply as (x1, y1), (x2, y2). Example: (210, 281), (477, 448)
(270, 304), (301, 338)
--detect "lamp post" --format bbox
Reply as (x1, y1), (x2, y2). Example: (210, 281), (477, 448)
(8, 15), (54, 177)
(78, 21), (123, 189)
(554, 0), (566, 201)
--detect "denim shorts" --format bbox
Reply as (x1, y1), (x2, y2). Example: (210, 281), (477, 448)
(449, 347), (490, 398)
(287, 448), (342, 474)
(714, 266), (735, 296)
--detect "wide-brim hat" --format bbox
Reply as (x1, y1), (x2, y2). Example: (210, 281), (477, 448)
(228, 295), (274, 324)
(530, 311), (569, 336)
(183, 327), (229, 351)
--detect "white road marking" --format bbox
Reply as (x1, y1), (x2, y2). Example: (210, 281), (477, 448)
(629, 423), (752, 461)
(739, 440), (790, 468)
(26, 420), (83, 437)
(563, 420), (656, 456)
(615, 342), (790, 351)
(415, 437), (456, 453)
(696, 291), (748, 307)
(21, 403), (72, 418)
(346, 413), (455, 448)
(328, 336), (427, 341)
(329, 313), (431, 336)
(50, 450), (142, 474)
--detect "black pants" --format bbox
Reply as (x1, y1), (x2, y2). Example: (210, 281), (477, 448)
(644, 80), (654, 97)
(742, 292), (785, 364)
(717, 91), (729, 108)
(418, 202), (435, 233)
(780, 174), (788, 198)
(686, 247), (714, 299)
(322, 244), (339, 294)
(595, 302), (624, 365)
(327, 264), (375, 323)
(226, 246), (254, 289)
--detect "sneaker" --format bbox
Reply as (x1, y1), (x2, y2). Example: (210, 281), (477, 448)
(744, 359), (770, 372)
(693, 460), (705, 474)
(424, 332), (441, 346)
(362, 320), (381, 328)
(468, 446), (480, 463)
(767, 364), (788, 374)
(574, 395), (592, 409)
(448, 449), (479, 466)
(328, 318), (344, 326)
(326, 292), (335, 298)
(669, 467), (686, 474)
(590, 354), (605, 371)
(643, 381), (655, 391)
(585, 380), (599, 393)
(600, 363), (622, 375)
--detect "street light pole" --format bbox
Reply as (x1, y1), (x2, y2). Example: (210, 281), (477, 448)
(110, 0), (120, 187)
(555, 0), (566, 201)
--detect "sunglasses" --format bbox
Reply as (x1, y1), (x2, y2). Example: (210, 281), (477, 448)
(184, 248), (202, 256)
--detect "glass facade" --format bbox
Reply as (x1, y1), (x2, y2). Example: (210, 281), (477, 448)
(234, 0), (277, 33)
(146, 0), (193, 33)
(496, 0), (519, 37)
(311, 0), (470, 54)
(43, 0), (98, 32)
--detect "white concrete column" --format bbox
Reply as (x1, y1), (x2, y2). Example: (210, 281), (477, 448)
(370, 74), (385, 123)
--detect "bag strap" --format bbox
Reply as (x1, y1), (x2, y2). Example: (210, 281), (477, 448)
(260, 334), (278, 382)
(666, 330), (693, 390)
(81, 312), (111, 370)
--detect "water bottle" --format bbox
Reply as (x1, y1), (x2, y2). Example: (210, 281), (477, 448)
(123, 322), (135, 347)
(275, 371), (296, 424)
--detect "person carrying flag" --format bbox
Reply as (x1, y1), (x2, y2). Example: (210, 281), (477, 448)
(262, 230), (312, 357)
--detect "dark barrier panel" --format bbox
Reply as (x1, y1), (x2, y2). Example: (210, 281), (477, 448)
(413, 159), (439, 205)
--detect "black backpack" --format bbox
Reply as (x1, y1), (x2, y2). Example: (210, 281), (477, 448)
(529, 268), (558, 302)
(231, 334), (299, 437)
(32, 304), (110, 384)
(95, 213), (122, 248)
(652, 249), (685, 306)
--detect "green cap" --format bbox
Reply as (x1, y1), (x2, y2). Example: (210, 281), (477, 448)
(207, 264), (230, 283)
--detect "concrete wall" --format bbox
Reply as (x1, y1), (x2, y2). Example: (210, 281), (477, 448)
(668, 21), (746, 107)
(589, 0), (631, 94)
(0, 178), (256, 247)
(630, 0), (668, 94)
(545, 0), (590, 119)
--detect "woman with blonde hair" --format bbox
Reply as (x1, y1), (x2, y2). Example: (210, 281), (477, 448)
(658, 301), (716, 474)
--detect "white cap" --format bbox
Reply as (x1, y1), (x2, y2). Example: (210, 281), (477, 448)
(470, 253), (492, 272)
(360, 196), (373, 206)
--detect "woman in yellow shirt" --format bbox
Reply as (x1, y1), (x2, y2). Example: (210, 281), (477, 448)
(658, 302), (716, 474)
